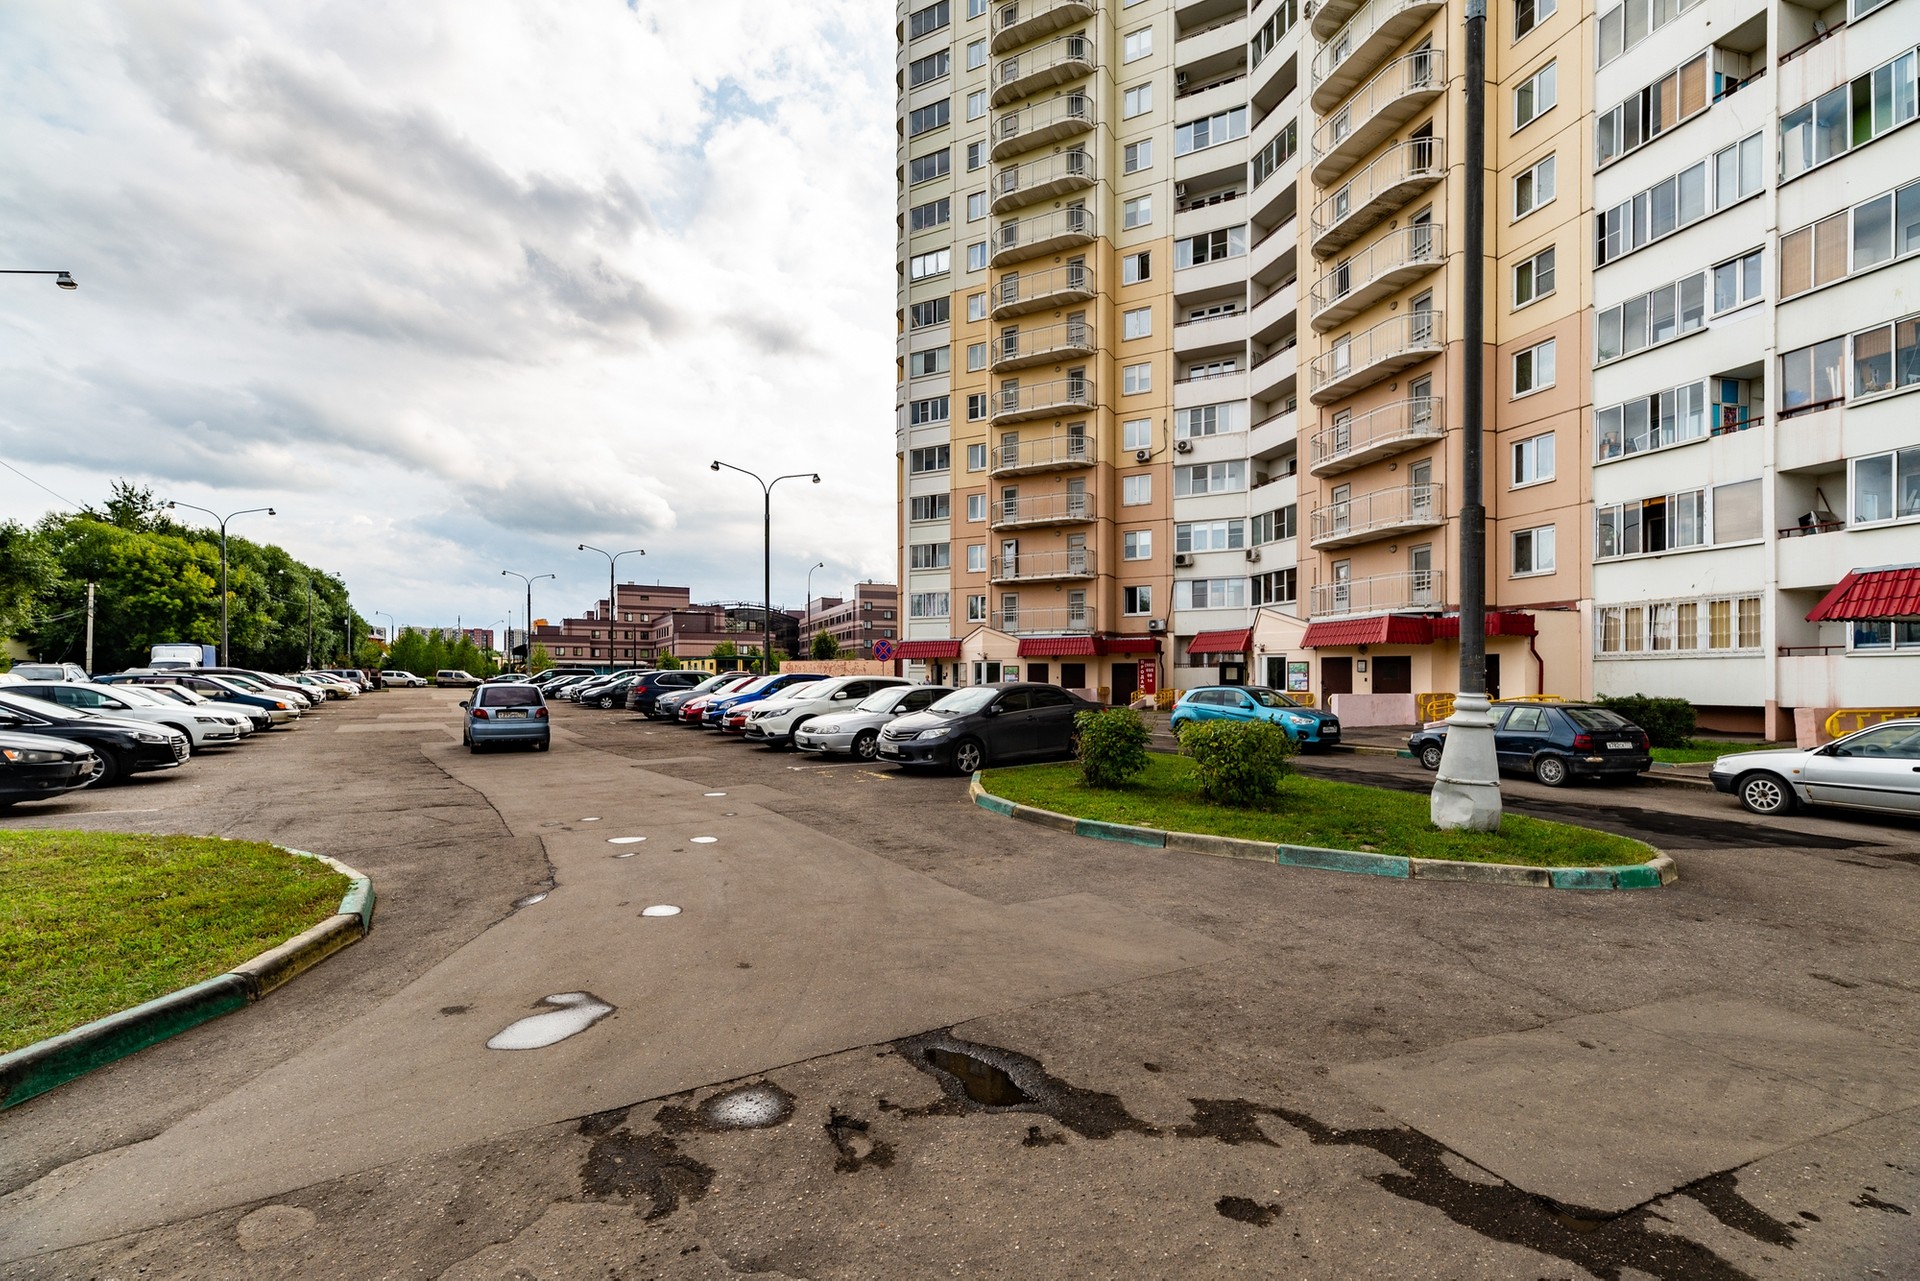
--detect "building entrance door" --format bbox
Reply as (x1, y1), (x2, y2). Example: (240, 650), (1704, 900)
(1322, 657), (1354, 698)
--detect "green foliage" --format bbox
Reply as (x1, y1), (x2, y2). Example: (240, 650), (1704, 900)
(658, 652), (683, 669)
(810, 630), (841, 660)
(1179, 719), (1298, 807)
(528, 643), (554, 674)
(709, 640), (738, 658)
(1594, 694), (1697, 748)
(0, 521), (59, 639)
(1073, 708), (1152, 789)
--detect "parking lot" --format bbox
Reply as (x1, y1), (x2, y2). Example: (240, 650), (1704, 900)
(3, 690), (1917, 1279)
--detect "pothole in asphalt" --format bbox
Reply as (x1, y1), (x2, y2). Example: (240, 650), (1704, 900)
(924, 1046), (1030, 1107)
(888, 1030), (1157, 1140)
(1216, 1196), (1282, 1226)
(512, 892), (548, 908)
(608, 836), (646, 845)
(700, 1083), (795, 1130)
(578, 1129), (713, 1220)
(486, 992), (616, 1050)
(825, 1108), (895, 1173)
(641, 904), (681, 917)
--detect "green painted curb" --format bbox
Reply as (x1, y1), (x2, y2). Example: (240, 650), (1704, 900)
(1164, 831), (1280, 863)
(1278, 845), (1411, 878)
(1009, 802), (1079, 833)
(1549, 867), (1619, 891)
(1073, 818), (1168, 847)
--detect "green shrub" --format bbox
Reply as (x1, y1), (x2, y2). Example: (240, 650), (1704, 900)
(1074, 708), (1152, 789)
(1594, 694), (1696, 748)
(1180, 719), (1298, 807)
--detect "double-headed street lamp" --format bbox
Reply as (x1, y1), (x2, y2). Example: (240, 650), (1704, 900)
(578, 544), (645, 670)
(375, 611), (398, 651)
(501, 570), (555, 670)
(711, 462), (820, 675)
(164, 501), (275, 665)
(2, 270), (78, 290)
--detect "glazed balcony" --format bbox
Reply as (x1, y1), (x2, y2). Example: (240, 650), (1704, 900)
(1310, 0), (1446, 114)
(1310, 137), (1445, 258)
(992, 0), (1095, 54)
(991, 205), (1095, 267)
(992, 149), (1094, 214)
(990, 547), (1098, 583)
(992, 374), (1095, 424)
(991, 317), (1095, 372)
(1309, 309), (1443, 404)
(1309, 49), (1444, 188)
(990, 429), (1096, 476)
(1308, 395), (1444, 475)
(991, 489), (1097, 529)
(1309, 568), (1443, 618)
(1310, 482), (1445, 548)
(1311, 0), (1367, 41)
(992, 33), (1094, 107)
(991, 261), (1094, 319)
(992, 604), (1096, 635)
(992, 93), (1093, 161)
(1309, 224), (1445, 332)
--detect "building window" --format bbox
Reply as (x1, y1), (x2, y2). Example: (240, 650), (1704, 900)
(908, 348), (949, 377)
(1596, 0), (1708, 70)
(1122, 83), (1153, 118)
(1514, 0), (1555, 37)
(966, 594), (987, 622)
(909, 592), (950, 618)
(1595, 488), (1708, 559)
(1174, 227), (1247, 268)
(965, 444), (988, 472)
(1251, 568), (1297, 605)
(967, 0), (987, 17)
(1851, 446), (1920, 525)
(1122, 418), (1151, 451)
(1175, 107), (1249, 156)
(1596, 380), (1708, 460)
(1174, 461), (1248, 496)
(907, 150), (950, 185)
(966, 140), (985, 170)
(967, 492), (988, 520)
(1175, 403), (1246, 438)
(1514, 61), (1556, 129)
(910, 298), (949, 329)
(1595, 51), (1708, 169)
(1123, 530), (1153, 560)
(1123, 585), (1152, 615)
(966, 39), (986, 70)
(908, 445), (951, 474)
(909, 494), (951, 522)
(1175, 578), (1248, 609)
(1123, 27), (1153, 61)
(1778, 338), (1847, 415)
(966, 342), (987, 372)
(1513, 154), (1555, 218)
(1848, 313), (1920, 399)
(1594, 158), (1708, 266)
(966, 241), (988, 272)
(1123, 140), (1153, 173)
(909, 197), (951, 231)
(908, 249), (950, 280)
(1123, 307), (1152, 340)
(908, 1), (950, 38)
(966, 89), (987, 120)
(1251, 505), (1296, 542)
(1598, 594), (1762, 655)
(967, 191), (988, 221)
(1123, 195), (1153, 229)
(1512, 432), (1555, 487)
(1123, 474), (1152, 506)
(966, 543), (986, 573)
(908, 396), (950, 424)
(908, 100), (950, 138)
(1122, 251), (1152, 284)
(907, 51), (950, 88)
(1512, 525), (1556, 576)
(1712, 134), (1763, 207)
(908, 542), (951, 570)
(1595, 271), (1706, 364)
(1780, 50), (1920, 182)
(1713, 250), (1762, 313)
(1513, 246), (1555, 307)
(967, 393), (988, 420)
(1175, 519), (1246, 552)
(1513, 338), (1555, 396)
(967, 292), (987, 321)
(1122, 363), (1152, 394)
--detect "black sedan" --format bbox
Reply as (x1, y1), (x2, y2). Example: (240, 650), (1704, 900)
(1408, 701), (1651, 786)
(0, 731), (100, 809)
(0, 692), (189, 785)
(878, 682), (1100, 773)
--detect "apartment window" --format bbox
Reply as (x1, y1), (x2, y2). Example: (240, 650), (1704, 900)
(1598, 593), (1761, 655)
(1175, 107), (1249, 156)
(965, 444), (988, 472)
(1123, 585), (1153, 615)
(1595, 489), (1708, 558)
(1174, 461), (1248, 496)
(1513, 246), (1555, 307)
(908, 100), (950, 137)
(1185, 357), (1239, 380)
(1123, 362), (1152, 394)
(1513, 154), (1555, 218)
(967, 0), (987, 17)
(1123, 140), (1153, 173)
(1780, 50), (1919, 182)
(1712, 479), (1763, 543)
(1712, 134), (1763, 208)
(1122, 418), (1151, 451)
(966, 543), (986, 573)
(1596, 51), (1709, 168)
(1595, 271), (1706, 363)
(1123, 474), (1152, 505)
(1512, 526), (1556, 576)
(908, 542), (951, 570)
(1174, 226), (1248, 268)
(1251, 568), (1298, 606)
(1122, 84), (1153, 118)
(1512, 432), (1555, 486)
(908, 1), (950, 38)
(965, 342), (987, 372)
(1175, 403), (1246, 438)
(1514, 0), (1555, 37)
(1778, 337), (1847, 415)
(908, 347), (949, 376)
(1175, 578), (1247, 609)
(1712, 250), (1762, 313)
(1851, 619), (1920, 651)
(967, 492), (987, 520)
(966, 594), (987, 622)
(908, 51), (950, 88)
(966, 89), (987, 120)
(908, 395), (950, 424)
(908, 445), (951, 473)
(1513, 339), (1555, 396)
(1597, 0), (1708, 70)
(1121, 195), (1153, 231)
(967, 393), (988, 420)
(1250, 505), (1296, 542)
(967, 292), (987, 321)
(1594, 159), (1707, 265)
(1176, 520), (1246, 552)
(1122, 251), (1152, 284)
(909, 197), (950, 231)
(1596, 380), (1707, 460)
(966, 141), (985, 170)
(1849, 313), (1920, 398)
(966, 241), (988, 271)
(909, 494), (951, 521)
(1514, 61), (1556, 129)
(967, 192), (987, 221)
(965, 39), (986, 70)
(1123, 27), (1153, 61)
(1251, 0), (1300, 67)
(1123, 307), (1152, 340)
(909, 298), (949, 329)
(907, 150), (950, 185)
(1123, 530), (1153, 560)
(909, 592), (950, 618)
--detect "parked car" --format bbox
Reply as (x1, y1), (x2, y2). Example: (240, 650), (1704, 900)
(108, 672), (303, 723)
(130, 682), (267, 733)
(8, 661), (90, 682)
(1710, 719), (1920, 816)
(878, 683), (1099, 773)
(435, 669), (482, 689)
(1408, 701), (1652, 786)
(572, 673), (642, 708)
(0, 691), (190, 785)
(794, 684), (954, 759)
(528, 668), (599, 689)
(323, 668), (375, 691)
(743, 676), (911, 747)
(625, 669), (704, 714)
(0, 731), (100, 809)
(4, 680), (246, 753)
(460, 682), (550, 752)
(656, 672), (753, 722)
(1169, 686), (1342, 748)
(289, 673), (348, 700)
(703, 672), (827, 728)
(381, 670), (429, 687)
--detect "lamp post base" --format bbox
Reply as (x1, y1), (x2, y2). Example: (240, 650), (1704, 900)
(1430, 692), (1503, 831)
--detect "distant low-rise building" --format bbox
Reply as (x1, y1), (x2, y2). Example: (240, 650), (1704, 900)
(805, 582), (901, 659)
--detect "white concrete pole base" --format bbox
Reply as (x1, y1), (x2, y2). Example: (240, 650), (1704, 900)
(1430, 692), (1504, 832)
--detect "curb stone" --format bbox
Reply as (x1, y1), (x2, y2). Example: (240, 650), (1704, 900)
(971, 773), (1673, 893)
(0, 848), (375, 1109)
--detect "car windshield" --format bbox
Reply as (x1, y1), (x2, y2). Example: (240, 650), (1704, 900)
(104, 685), (163, 706)
(0, 693), (89, 722)
(479, 686), (542, 708)
(1563, 707), (1631, 730)
(728, 677), (778, 696)
(1245, 688), (1302, 708)
(856, 687), (912, 713)
(929, 687), (998, 715)
(148, 686), (200, 704)
(221, 675), (268, 692)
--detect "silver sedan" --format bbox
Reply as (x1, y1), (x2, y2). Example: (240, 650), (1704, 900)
(793, 684), (953, 760)
(1710, 719), (1920, 817)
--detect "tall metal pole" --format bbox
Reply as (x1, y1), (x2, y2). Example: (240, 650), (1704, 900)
(806, 562), (825, 652)
(578, 545), (645, 670)
(712, 463), (821, 677)
(1430, 0), (1502, 831)
(85, 582), (95, 674)
(164, 501), (273, 666)
(502, 570), (555, 671)
(305, 578), (314, 668)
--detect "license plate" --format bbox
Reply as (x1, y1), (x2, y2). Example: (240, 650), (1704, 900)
(498, 710), (527, 719)
(1606, 740), (1631, 749)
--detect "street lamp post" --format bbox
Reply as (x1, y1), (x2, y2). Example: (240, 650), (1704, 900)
(164, 501), (275, 666)
(711, 462), (820, 675)
(375, 611), (397, 654)
(2, 270), (78, 290)
(577, 544), (645, 671)
(501, 570), (556, 671)
(805, 562), (826, 653)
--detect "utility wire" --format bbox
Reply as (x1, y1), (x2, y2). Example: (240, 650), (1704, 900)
(0, 456), (82, 510)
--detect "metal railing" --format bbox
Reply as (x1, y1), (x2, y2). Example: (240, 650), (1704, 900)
(994, 93), (1092, 154)
(1310, 48), (1443, 166)
(991, 490), (1097, 527)
(992, 261), (1094, 314)
(993, 33), (1093, 101)
(992, 604), (1095, 635)
(994, 317), (1094, 367)
(1308, 396), (1443, 471)
(1308, 309), (1443, 396)
(990, 548), (1097, 581)
(990, 430), (1095, 474)
(993, 0), (1094, 51)
(1312, 0), (1445, 103)
(1309, 223), (1444, 324)
(994, 149), (1092, 205)
(1310, 482), (1443, 545)
(1309, 568), (1444, 617)
(1310, 137), (1444, 247)
(993, 205), (1093, 261)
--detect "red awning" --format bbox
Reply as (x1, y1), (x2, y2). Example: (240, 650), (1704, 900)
(1807, 565), (1920, 621)
(894, 639), (961, 660)
(1103, 636), (1160, 654)
(1428, 611), (1538, 639)
(1300, 616), (1436, 647)
(1187, 627), (1253, 655)
(1018, 636), (1099, 656)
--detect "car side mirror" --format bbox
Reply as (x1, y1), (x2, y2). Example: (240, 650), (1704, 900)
(459, 700), (470, 709)
(982, 704), (1000, 716)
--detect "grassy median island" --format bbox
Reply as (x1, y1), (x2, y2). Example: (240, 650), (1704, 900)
(0, 831), (350, 1054)
(981, 755), (1653, 868)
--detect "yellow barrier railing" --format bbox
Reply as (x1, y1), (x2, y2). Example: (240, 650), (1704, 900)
(1825, 707), (1920, 738)
(1417, 691), (1562, 722)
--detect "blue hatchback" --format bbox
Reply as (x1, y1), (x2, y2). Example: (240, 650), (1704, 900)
(463, 683), (550, 752)
(1169, 685), (1341, 747)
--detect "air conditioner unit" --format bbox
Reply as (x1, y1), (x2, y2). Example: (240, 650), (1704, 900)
(1147, 618), (1168, 633)
(1175, 73), (1189, 89)
(1174, 552), (1195, 567)
(1245, 548), (1262, 563)
(1174, 439), (1193, 453)
(1174, 182), (1188, 199)
(1134, 448), (1152, 462)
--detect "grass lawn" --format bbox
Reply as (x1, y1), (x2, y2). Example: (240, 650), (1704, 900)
(1650, 740), (1787, 765)
(981, 755), (1653, 868)
(0, 831), (350, 1054)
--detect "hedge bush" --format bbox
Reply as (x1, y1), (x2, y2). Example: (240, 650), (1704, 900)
(1594, 694), (1696, 748)
(1074, 708), (1152, 789)
(1179, 719), (1298, 807)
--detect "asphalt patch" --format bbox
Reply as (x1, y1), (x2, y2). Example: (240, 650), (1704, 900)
(577, 1129), (714, 1220)
(1215, 1196), (1282, 1226)
(1175, 1098), (1284, 1147)
(1851, 1188), (1911, 1215)
(891, 1030), (1158, 1141)
(824, 1108), (895, 1173)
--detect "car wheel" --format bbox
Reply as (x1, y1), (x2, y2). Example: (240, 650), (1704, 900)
(468, 741), (482, 754)
(95, 750), (128, 786)
(1737, 771), (1795, 816)
(951, 738), (987, 774)
(538, 737), (551, 752)
(1532, 755), (1571, 787)
(853, 729), (879, 761)
(1418, 743), (1443, 771)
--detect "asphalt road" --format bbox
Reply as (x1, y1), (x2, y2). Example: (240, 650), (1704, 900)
(2, 691), (1916, 1279)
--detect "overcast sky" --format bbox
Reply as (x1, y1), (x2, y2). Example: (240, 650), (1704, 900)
(0, 1), (898, 631)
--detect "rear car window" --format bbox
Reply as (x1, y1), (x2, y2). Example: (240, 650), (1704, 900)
(479, 687), (542, 708)
(1564, 707), (1631, 731)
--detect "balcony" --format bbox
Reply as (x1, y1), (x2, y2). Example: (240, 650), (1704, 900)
(1310, 49), (1444, 188)
(1308, 395), (1444, 474)
(1310, 0), (1446, 113)
(992, 261), (1094, 319)
(990, 429), (1096, 476)
(991, 0), (1095, 54)
(1311, 0), (1367, 41)
(992, 604), (1096, 635)
(992, 93), (1093, 161)
(991, 205), (1094, 267)
(991, 374), (1095, 424)
(1309, 224), (1445, 332)
(991, 317), (1096, 372)
(1309, 309), (1443, 404)
(990, 547), (1098, 583)
(992, 149), (1093, 214)
(1310, 137), (1445, 258)
(1310, 568), (1444, 618)
(1309, 482), (1445, 548)
(992, 34), (1094, 107)
(990, 490), (1097, 529)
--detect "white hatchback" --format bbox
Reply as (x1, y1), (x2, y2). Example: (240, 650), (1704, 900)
(741, 676), (910, 747)
(1710, 719), (1920, 817)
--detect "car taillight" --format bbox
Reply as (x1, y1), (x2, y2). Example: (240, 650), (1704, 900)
(534, 707), (548, 719)
(472, 708), (490, 719)
(1571, 732), (1593, 750)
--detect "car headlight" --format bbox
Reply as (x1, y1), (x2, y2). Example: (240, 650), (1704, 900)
(919, 725), (953, 740)
(135, 730), (170, 743)
(1284, 712), (1312, 726)
(194, 715), (222, 724)
(2, 747), (68, 763)
(274, 701), (290, 710)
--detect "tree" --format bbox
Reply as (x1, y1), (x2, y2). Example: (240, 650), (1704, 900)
(809, 630), (841, 660)
(658, 652), (683, 669)
(710, 640), (737, 658)
(0, 521), (58, 646)
(528, 643), (554, 673)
